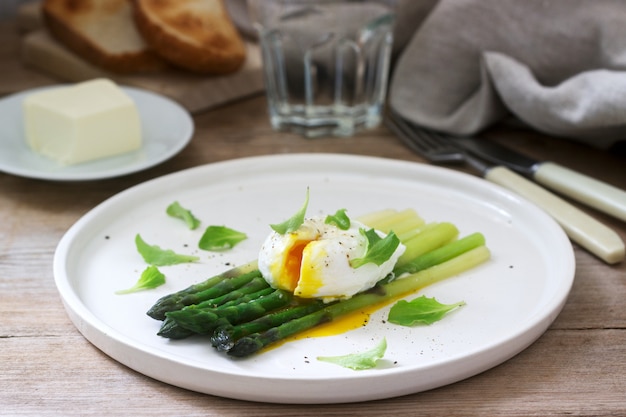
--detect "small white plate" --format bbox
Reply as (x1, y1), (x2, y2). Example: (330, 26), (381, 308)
(0, 84), (193, 181)
(54, 154), (575, 404)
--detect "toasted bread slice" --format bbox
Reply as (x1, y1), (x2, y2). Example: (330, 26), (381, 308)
(42, 0), (167, 73)
(132, 0), (246, 74)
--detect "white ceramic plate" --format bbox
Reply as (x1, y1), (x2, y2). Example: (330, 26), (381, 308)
(54, 154), (575, 404)
(0, 84), (193, 181)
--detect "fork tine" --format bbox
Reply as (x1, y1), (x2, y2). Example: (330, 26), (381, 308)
(385, 111), (465, 163)
(384, 111), (430, 156)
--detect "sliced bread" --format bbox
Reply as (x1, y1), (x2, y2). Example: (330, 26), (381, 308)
(132, 0), (246, 74)
(42, 0), (167, 73)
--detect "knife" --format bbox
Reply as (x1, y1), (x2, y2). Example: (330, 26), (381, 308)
(483, 165), (625, 264)
(450, 136), (626, 223)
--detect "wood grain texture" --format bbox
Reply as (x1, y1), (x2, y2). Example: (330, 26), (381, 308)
(1, 17), (625, 417)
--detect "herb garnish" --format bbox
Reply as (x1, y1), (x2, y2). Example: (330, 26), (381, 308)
(115, 265), (166, 295)
(317, 338), (387, 370)
(388, 295), (465, 326)
(325, 208), (351, 230)
(270, 188), (310, 234)
(350, 228), (400, 268)
(135, 234), (199, 266)
(199, 225), (248, 251)
(166, 201), (201, 230)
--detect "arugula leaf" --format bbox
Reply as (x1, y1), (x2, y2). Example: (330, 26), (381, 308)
(324, 208), (351, 230)
(199, 225), (247, 251)
(135, 234), (199, 266)
(270, 188), (310, 234)
(388, 295), (465, 326)
(115, 265), (166, 295)
(166, 201), (201, 230)
(317, 338), (387, 370)
(350, 228), (400, 268)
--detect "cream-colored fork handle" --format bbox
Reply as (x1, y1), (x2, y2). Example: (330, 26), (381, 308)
(485, 166), (625, 264)
(534, 162), (626, 223)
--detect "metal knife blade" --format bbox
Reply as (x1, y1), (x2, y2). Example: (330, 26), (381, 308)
(451, 136), (626, 222)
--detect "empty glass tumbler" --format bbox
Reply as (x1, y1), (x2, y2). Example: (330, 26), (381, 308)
(250, 0), (397, 138)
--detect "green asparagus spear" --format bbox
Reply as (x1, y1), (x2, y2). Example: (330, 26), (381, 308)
(166, 289), (293, 334)
(394, 232), (486, 276)
(156, 316), (196, 339)
(157, 287), (275, 339)
(211, 301), (328, 351)
(227, 245), (490, 357)
(210, 287), (275, 309)
(192, 277), (270, 309)
(146, 261), (259, 320)
(395, 222), (458, 267)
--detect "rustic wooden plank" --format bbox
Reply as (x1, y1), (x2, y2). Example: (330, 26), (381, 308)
(1, 330), (624, 416)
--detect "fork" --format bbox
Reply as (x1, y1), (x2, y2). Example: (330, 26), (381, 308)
(385, 111), (485, 170)
(385, 111), (625, 264)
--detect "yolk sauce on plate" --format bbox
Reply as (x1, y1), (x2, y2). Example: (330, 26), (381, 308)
(269, 295), (404, 351)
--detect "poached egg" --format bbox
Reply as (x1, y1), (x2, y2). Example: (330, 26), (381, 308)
(258, 216), (405, 301)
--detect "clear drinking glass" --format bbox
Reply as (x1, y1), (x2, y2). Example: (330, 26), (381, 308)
(249, 0), (397, 138)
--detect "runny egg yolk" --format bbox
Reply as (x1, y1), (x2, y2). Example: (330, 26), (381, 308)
(282, 239), (313, 291)
(258, 217), (405, 302)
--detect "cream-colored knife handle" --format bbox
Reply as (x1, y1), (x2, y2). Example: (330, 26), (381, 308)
(534, 162), (626, 222)
(485, 166), (625, 264)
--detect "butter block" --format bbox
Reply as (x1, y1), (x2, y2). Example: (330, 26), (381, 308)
(23, 78), (142, 165)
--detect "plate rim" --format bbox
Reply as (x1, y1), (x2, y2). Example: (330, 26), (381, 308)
(53, 153), (576, 403)
(0, 83), (194, 181)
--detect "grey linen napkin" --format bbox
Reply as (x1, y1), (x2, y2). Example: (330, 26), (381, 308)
(390, 0), (626, 149)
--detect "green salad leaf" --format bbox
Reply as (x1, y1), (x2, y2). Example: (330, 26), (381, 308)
(166, 201), (201, 230)
(350, 228), (400, 268)
(199, 225), (248, 251)
(388, 295), (465, 326)
(135, 234), (199, 266)
(270, 188), (310, 234)
(116, 265), (166, 295)
(325, 208), (351, 230)
(317, 338), (387, 370)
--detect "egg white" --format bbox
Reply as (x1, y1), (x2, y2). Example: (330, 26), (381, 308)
(258, 216), (405, 302)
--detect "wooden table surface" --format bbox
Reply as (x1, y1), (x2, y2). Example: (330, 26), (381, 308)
(1, 19), (625, 417)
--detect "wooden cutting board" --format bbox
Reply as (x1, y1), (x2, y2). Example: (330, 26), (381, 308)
(17, 3), (265, 114)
